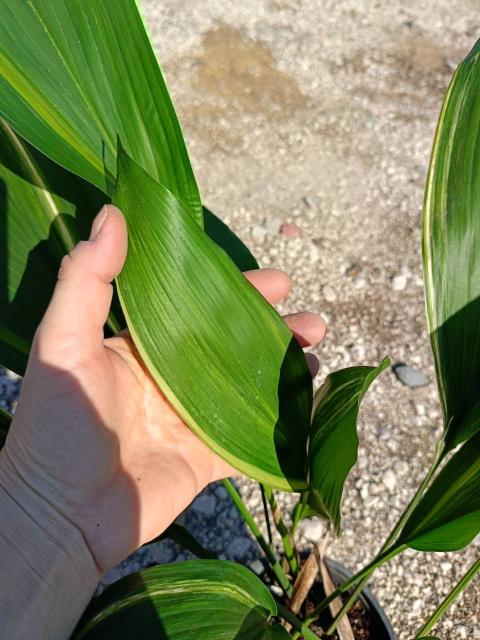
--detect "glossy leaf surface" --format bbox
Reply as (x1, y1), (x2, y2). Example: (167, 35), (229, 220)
(398, 432), (480, 552)
(423, 39), (480, 451)
(0, 0), (201, 223)
(74, 561), (279, 639)
(113, 150), (312, 490)
(297, 359), (389, 532)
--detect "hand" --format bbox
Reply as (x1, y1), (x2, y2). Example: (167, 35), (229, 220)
(0, 205), (326, 573)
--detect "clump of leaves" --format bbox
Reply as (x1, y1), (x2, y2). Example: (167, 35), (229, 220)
(0, 2), (478, 639)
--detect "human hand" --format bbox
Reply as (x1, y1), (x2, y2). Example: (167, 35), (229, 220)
(0, 205), (326, 573)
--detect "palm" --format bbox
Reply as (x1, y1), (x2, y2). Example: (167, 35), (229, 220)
(3, 207), (325, 574)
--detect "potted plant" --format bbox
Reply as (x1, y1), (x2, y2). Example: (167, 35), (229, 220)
(0, 2), (478, 638)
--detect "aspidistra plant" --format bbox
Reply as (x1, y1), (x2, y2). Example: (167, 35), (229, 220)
(0, 1), (479, 638)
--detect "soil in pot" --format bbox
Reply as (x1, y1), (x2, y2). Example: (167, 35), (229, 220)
(301, 574), (371, 639)
(272, 558), (396, 640)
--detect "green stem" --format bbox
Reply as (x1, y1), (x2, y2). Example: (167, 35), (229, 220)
(221, 479), (292, 597)
(276, 603), (321, 640)
(260, 484), (274, 547)
(414, 556), (480, 638)
(263, 484), (299, 578)
(326, 442), (445, 636)
(301, 544), (406, 631)
(290, 494), (307, 536)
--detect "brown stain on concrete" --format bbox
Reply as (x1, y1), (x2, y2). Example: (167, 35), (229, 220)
(193, 24), (307, 115)
(167, 24), (309, 151)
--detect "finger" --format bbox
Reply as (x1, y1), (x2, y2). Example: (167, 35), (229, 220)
(37, 205), (128, 356)
(243, 269), (291, 305)
(283, 311), (327, 347)
(305, 352), (320, 378)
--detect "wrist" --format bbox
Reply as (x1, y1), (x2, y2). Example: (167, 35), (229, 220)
(0, 453), (100, 639)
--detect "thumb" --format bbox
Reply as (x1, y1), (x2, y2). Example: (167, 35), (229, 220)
(36, 205), (127, 359)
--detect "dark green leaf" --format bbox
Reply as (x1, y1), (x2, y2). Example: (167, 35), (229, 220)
(297, 359), (389, 532)
(0, 0), (201, 223)
(0, 120), (116, 375)
(74, 560), (278, 639)
(113, 150), (312, 490)
(398, 432), (480, 552)
(268, 625), (292, 639)
(203, 206), (259, 272)
(423, 39), (480, 451)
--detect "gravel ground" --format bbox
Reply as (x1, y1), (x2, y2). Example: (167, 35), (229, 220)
(1, 1), (479, 638)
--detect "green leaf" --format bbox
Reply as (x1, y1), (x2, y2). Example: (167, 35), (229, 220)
(0, 125), (259, 375)
(397, 431), (480, 552)
(296, 358), (389, 532)
(0, 120), (112, 375)
(0, 0), (201, 223)
(203, 206), (259, 272)
(74, 560), (278, 639)
(268, 626), (292, 639)
(113, 149), (312, 490)
(423, 39), (480, 451)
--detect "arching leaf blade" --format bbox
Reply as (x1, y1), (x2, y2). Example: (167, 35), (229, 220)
(397, 432), (480, 552)
(113, 149), (311, 490)
(74, 560), (277, 639)
(423, 39), (480, 451)
(296, 358), (389, 532)
(0, 0), (201, 222)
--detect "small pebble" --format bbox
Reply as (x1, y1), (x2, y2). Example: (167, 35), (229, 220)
(392, 273), (408, 291)
(280, 222), (301, 238)
(251, 225), (268, 243)
(394, 460), (409, 477)
(392, 363), (428, 388)
(297, 518), (324, 542)
(382, 469), (397, 492)
(323, 285), (336, 302)
(248, 559), (265, 576)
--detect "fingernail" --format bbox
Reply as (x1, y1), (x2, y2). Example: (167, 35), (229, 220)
(89, 206), (109, 241)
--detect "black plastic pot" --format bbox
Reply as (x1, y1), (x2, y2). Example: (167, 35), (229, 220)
(325, 558), (396, 640)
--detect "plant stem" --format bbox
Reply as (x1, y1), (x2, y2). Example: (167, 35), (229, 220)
(263, 484), (299, 578)
(276, 603), (321, 640)
(414, 556), (480, 638)
(260, 484), (274, 547)
(297, 544), (406, 634)
(326, 442), (445, 635)
(290, 495), (306, 536)
(221, 479), (292, 597)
